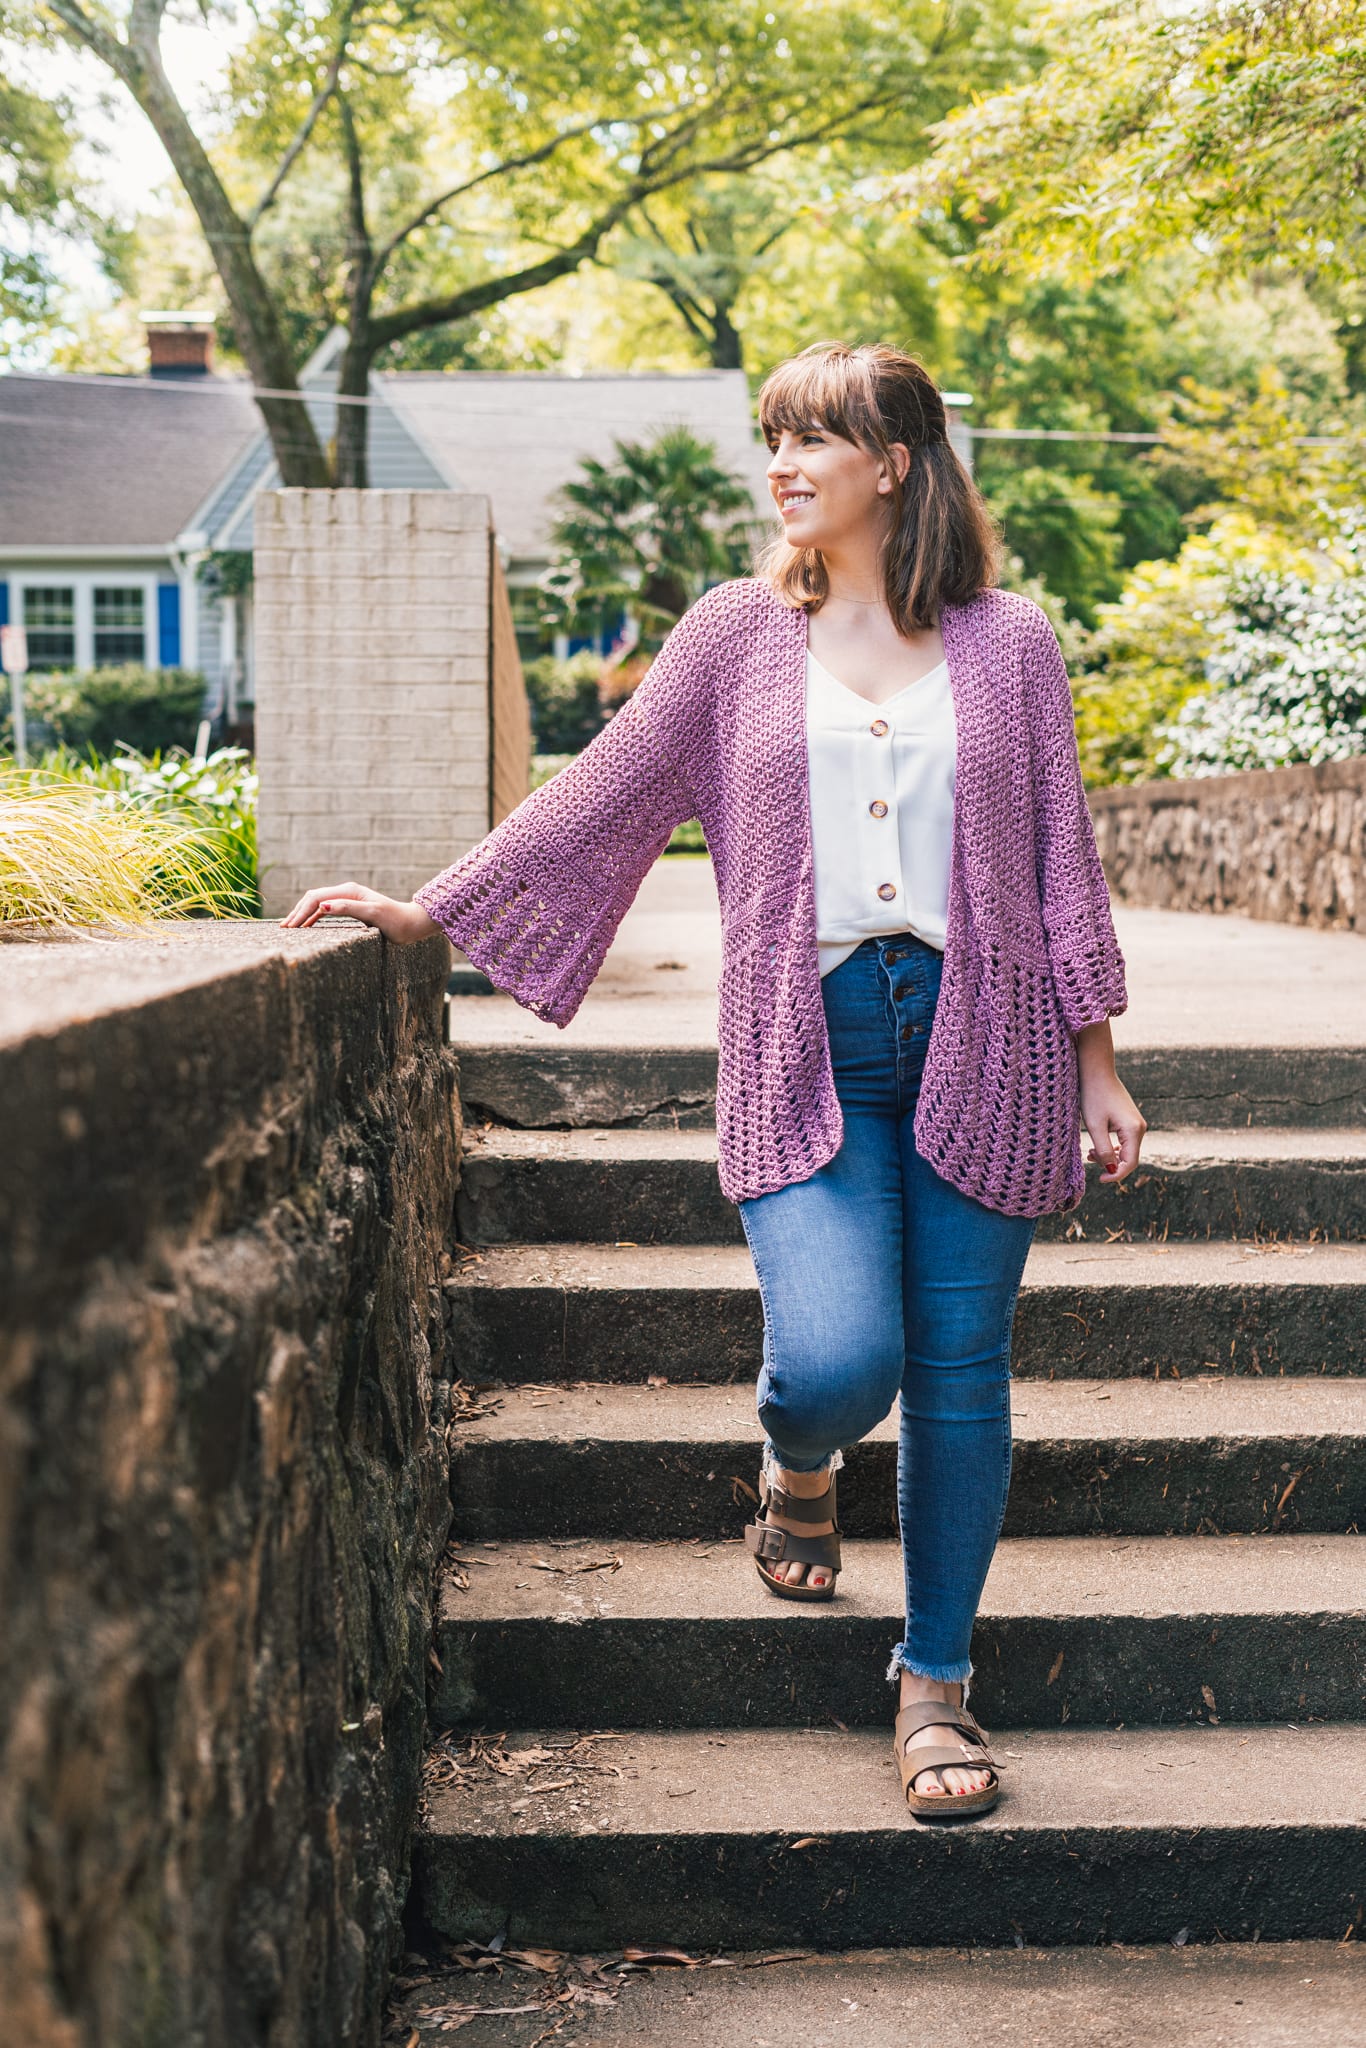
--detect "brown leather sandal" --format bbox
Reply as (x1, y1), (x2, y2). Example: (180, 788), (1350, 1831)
(894, 1696), (1002, 1820)
(744, 1458), (841, 1602)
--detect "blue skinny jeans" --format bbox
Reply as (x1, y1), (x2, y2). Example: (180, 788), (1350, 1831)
(737, 933), (1037, 1689)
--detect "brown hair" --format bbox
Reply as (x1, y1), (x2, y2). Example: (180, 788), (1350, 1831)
(756, 341), (1002, 631)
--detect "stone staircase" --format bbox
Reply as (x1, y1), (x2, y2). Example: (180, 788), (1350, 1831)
(411, 1029), (1366, 1958)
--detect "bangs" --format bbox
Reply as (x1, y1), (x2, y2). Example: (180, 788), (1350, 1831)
(757, 349), (882, 450)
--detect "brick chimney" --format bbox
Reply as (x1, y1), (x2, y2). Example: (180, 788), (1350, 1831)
(142, 309), (217, 378)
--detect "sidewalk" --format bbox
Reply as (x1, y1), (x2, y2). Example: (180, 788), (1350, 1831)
(449, 853), (1366, 1049)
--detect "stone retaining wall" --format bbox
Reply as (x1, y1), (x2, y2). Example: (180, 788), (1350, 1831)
(0, 923), (460, 2048)
(1089, 757), (1366, 932)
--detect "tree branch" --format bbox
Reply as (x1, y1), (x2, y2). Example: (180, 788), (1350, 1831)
(371, 108), (669, 274)
(368, 82), (907, 352)
(45, 0), (137, 86)
(246, 5), (355, 231)
(127, 0), (168, 56)
(367, 230), (603, 349)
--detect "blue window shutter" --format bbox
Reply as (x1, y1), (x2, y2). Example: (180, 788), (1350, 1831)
(0, 580), (8, 629)
(158, 583), (181, 667)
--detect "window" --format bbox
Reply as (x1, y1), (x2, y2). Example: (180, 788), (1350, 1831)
(23, 586), (76, 670)
(93, 586), (146, 666)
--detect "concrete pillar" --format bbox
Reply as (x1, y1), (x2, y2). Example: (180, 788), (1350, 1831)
(252, 489), (529, 917)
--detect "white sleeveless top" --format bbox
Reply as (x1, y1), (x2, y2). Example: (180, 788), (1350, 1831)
(805, 646), (958, 978)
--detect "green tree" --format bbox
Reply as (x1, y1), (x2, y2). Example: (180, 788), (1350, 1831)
(542, 425), (757, 641)
(0, 5), (81, 345)
(44, 0), (958, 485)
(895, 0), (1365, 287)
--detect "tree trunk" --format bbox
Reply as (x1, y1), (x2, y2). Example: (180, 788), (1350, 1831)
(335, 101), (372, 490)
(55, 13), (333, 487)
(710, 301), (744, 371)
(334, 323), (371, 489)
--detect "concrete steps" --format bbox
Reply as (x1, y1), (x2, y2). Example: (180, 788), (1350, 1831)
(416, 1004), (1366, 1961)
(415, 1723), (1366, 1951)
(449, 1380), (1366, 1538)
(453, 1039), (1366, 1132)
(432, 1532), (1365, 1730)
(457, 1124), (1366, 1245)
(445, 1238), (1366, 1382)
(393, 1940), (1366, 2048)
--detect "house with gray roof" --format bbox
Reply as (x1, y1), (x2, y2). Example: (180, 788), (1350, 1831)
(0, 320), (775, 732)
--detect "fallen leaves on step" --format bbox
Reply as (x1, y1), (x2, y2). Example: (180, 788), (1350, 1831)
(420, 1728), (625, 1806)
(531, 1553), (623, 1576)
(385, 1941), (828, 2040)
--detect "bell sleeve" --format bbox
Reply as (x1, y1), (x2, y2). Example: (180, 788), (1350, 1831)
(412, 598), (712, 1028)
(1025, 604), (1129, 1034)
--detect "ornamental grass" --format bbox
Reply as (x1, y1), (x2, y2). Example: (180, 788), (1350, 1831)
(0, 756), (257, 935)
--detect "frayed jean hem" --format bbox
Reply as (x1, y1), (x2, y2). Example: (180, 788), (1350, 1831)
(760, 1443), (845, 1480)
(886, 1644), (975, 1696)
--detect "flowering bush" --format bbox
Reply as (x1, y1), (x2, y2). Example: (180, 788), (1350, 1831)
(1070, 512), (1324, 785)
(1155, 511), (1366, 776)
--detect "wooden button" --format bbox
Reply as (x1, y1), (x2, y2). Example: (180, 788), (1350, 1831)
(870, 719), (889, 737)
(877, 882), (897, 901)
(869, 799), (888, 818)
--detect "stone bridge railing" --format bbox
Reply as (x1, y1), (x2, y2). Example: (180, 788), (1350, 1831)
(1, 924), (459, 2048)
(1089, 757), (1366, 932)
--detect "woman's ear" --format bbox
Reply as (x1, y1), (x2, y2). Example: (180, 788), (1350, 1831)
(876, 441), (913, 494)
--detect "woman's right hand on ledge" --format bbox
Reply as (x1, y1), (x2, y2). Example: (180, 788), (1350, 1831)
(280, 883), (442, 944)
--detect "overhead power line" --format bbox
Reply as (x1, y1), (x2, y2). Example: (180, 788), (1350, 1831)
(2, 371), (1362, 447)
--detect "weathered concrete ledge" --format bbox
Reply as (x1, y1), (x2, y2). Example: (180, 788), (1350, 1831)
(1, 921), (460, 2048)
(1089, 758), (1366, 931)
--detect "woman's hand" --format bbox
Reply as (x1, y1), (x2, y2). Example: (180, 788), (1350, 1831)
(280, 882), (442, 944)
(1075, 1019), (1147, 1186)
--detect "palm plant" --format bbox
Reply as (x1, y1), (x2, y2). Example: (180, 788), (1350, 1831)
(541, 426), (759, 645)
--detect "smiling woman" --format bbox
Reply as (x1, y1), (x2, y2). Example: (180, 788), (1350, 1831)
(284, 338), (1143, 1830)
(758, 341), (999, 631)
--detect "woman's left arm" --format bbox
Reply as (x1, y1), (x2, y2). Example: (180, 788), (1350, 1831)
(1024, 603), (1146, 1186)
(1075, 1018), (1147, 1186)
(1025, 603), (1129, 1033)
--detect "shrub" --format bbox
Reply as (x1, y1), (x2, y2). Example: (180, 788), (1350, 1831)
(1070, 512), (1326, 784)
(1155, 550), (1366, 776)
(2, 664), (207, 757)
(522, 653), (609, 753)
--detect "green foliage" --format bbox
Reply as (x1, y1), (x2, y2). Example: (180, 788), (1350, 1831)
(983, 465), (1125, 628)
(2, 745), (259, 929)
(542, 426), (757, 642)
(1069, 367), (1366, 781)
(0, 4), (81, 341)
(522, 652), (609, 753)
(2, 666), (206, 758)
(201, 551), (254, 599)
(897, 0), (1366, 287)
(1071, 514), (1328, 784)
(1154, 515), (1366, 775)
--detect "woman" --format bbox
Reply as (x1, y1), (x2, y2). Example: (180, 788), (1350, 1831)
(284, 341), (1146, 1821)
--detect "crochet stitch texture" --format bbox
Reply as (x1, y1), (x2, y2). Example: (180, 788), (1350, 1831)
(414, 578), (1128, 1216)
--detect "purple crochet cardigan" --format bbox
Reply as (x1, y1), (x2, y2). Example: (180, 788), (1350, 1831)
(415, 578), (1127, 1216)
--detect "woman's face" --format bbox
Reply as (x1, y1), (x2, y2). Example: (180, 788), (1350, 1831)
(764, 423), (908, 557)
